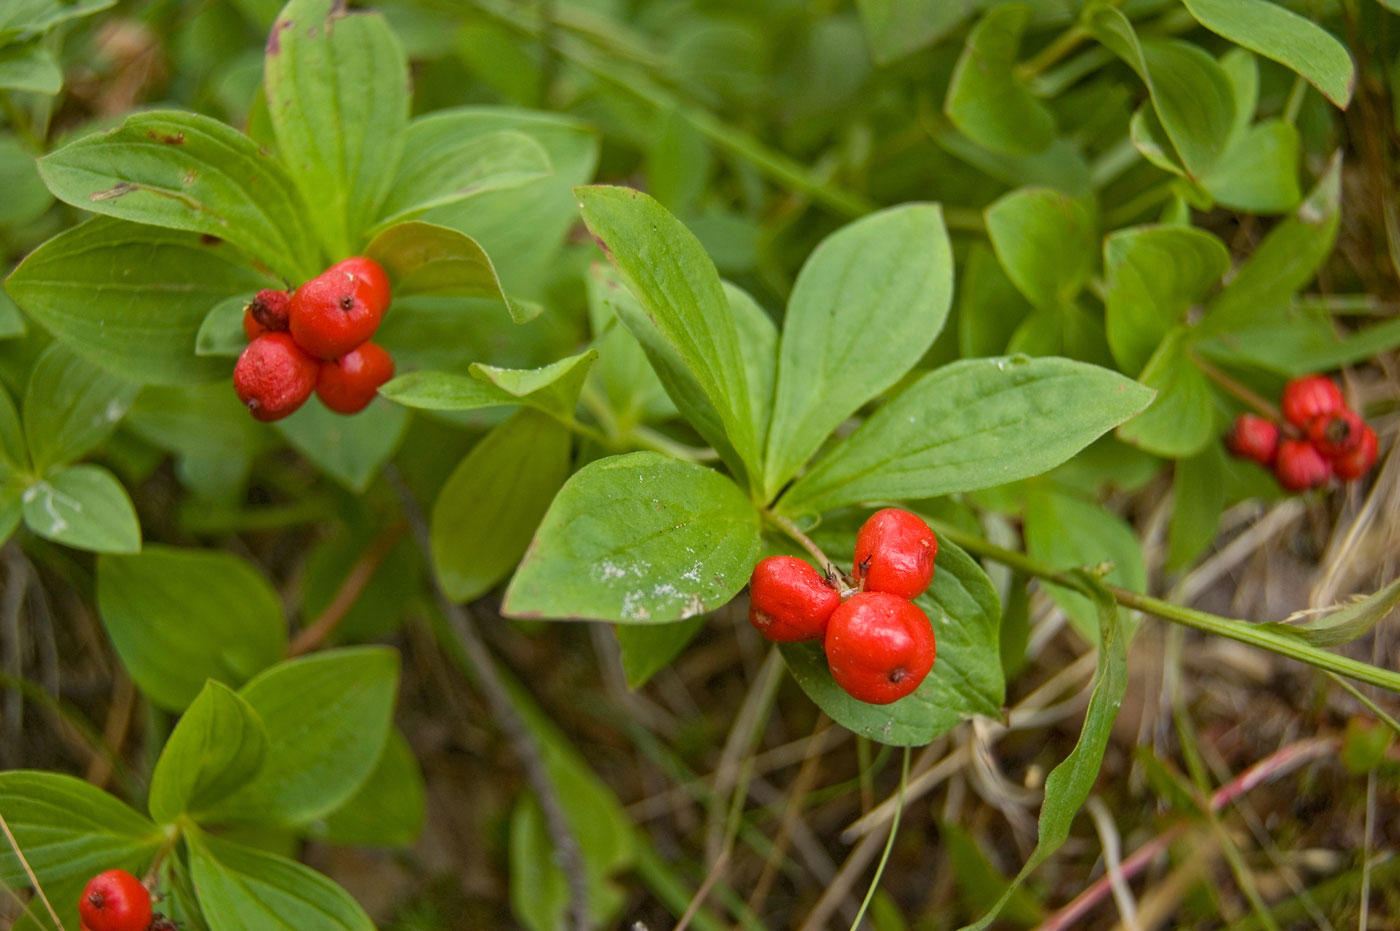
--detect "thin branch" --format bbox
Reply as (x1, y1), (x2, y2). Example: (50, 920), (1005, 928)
(0, 806), (63, 930)
(287, 522), (407, 656)
(386, 468), (590, 931)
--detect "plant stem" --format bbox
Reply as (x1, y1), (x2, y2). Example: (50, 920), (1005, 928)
(925, 520), (1400, 695)
(287, 522), (406, 656)
(1016, 25), (1090, 82)
(847, 746), (910, 931)
(1188, 351), (1286, 424)
(142, 823), (184, 886)
(762, 508), (841, 579)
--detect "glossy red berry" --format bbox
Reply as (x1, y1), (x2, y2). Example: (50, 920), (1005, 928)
(316, 342), (396, 415)
(1306, 408), (1366, 458)
(288, 267), (384, 360)
(233, 332), (319, 422)
(79, 869), (151, 931)
(853, 508), (938, 600)
(1333, 425), (1379, 481)
(329, 256), (391, 314)
(247, 289), (290, 333)
(1226, 413), (1280, 465)
(1281, 375), (1344, 428)
(1274, 439), (1331, 492)
(824, 592), (936, 705)
(748, 555), (841, 642)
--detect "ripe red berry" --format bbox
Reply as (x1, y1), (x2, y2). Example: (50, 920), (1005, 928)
(1274, 439), (1331, 492)
(288, 267), (385, 360)
(824, 592), (936, 705)
(329, 256), (391, 314)
(1225, 413), (1280, 466)
(748, 555), (841, 642)
(1333, 425), (1379, 481)
(853, 508), (938, 600)
(316, 342), (396, 415)
(1281, 375), (1344, 428)
(242, 306), (267, 341)
(247, 289), (291, 333)
(79, 869), (151, 931)
(1306, 408), (1366, 458)
(233, 332), (319, 422)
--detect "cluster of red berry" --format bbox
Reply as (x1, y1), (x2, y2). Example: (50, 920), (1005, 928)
(748, 509), (939, 705)
(233, 256), (396, 421)
(1227, 375), (1379, 492)
(78, 869), (173, 931)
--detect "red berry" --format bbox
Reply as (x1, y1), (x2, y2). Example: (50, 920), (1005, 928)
(233, 332), (319, 422)
(1274, 439), (1331, 492)
(247, 289), (291, 333)
(79, 869), (151, 931)
(288, 267), (385, 360)
(1333, 425), (1379, 481)
(853, 508), (938, 600)
(1281, 375), (1344, 428)
(1225, 413), (1280, 465)
(242, 306), (267, 341)
(824, 592), (936, 705)
(1306, 408), (1366, 458)
(748, 555), (841, 642)
(329, 256), (391, 314)
(315, 342), (396, 415)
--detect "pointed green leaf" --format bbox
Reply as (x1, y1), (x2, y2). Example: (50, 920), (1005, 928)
(985, 187), (1096, 312)
(0, 381), (27, 477)
(97, 545), (286, 711)
(1168, 443), (1227, 571)
(615, 617), (707, 689)
(24, 343), (139, 472)
(264, 0), (408, 257)
(1115, 330), (1216, 458)
(149, 681), (269, 822)
(764, 204), (953, 497)
(503, 452), (762, 624)
(0, 0), (115, 42)
(305, 730), (425, 848)
(381, 350), (595, 418)
(779, 357), (1154, 516)
(273, 396), (408, 493)
(1181, 0), (1353, 107)
(5, 217), (276, 385)
(431, 408), (572, 603)
(856, 0), (971, 65)
(1258, 577), (1400, 648)
(0, 42), (61, 95)
(38, 111), (319, 281)
(946, 4), (1056, 156)
(365, 220), (538, 323)
(377, 129), (552, 228)
(1204, 120), (1301, 214)
(22, 464), (140, 554)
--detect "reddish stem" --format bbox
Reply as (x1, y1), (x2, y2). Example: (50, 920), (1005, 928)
(287, 522), (406, 656)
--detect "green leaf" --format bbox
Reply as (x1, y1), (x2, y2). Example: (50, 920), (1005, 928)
(935, 130), (1092, 198)
(1201, 311), (1400, 377)
(503, 452), (763, 624)
(0, 0), (115, 42)
(779, 356), (1155, 517)
(97, 545), (286, 712)
(4, 217), (277, 385)
(382, 350), (596, 420)
(1257, 577), (1400, 648)
(1167, 443), (1227, 572)
(0, 380), (27, 476)
(305, 730), (425, 848)
(511, 793), (629, 931)
(377, 128), (552, 228)
(148, 681), (269, 823)
(1181, 0), (1353, 108)
(23, 342), (139, 472)
(1204, 120), (1302, 213)
(615, 617), (707, 690)
(984, 187), (1096, 312)
(763, 205), (953, 498)
(0, 133), (52, 229)
(781, 538), (1004, 746)
(1203, 155), (1341, 334)
(0, 42), (61, 95)
(431, 408), (571, 603)
(855, 0), (971, 65)
(365, 220), (538, 323)
(187, 829), (374, 931)
(208, 647), (399, 827)
(1103, 225), (1228, 375)
(0, 478), (23, 546)
(727, 281), (777, 446)
(0, 771), (160, 890)
(958, 241), (1033, 359)
(575, 186), (759, 485)
(196, 293), (256, 357)
(945, 5), (1056, 156)
(961, 577), (1126, 931)
(264, 0), (408, 257)
(1084, 5), (1236, 179)
(940, 820), (1044, 926)
(37, 111), (319, 281)
(1024, 487), (1145, 642)
(1115, 330), (1216, 459)
(22, 463), (140, 554)
(273, 396), (408, 493)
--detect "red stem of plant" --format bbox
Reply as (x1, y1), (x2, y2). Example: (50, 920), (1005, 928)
(1033, 736), (1340, 931)
(1190, 352), (1289, 427)
(287, 522), (406, 656)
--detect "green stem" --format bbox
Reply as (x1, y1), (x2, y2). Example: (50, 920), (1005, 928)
(847, 747), (910, 931)
(1188, 350), (1287, 424)
(630, 424), (719, 462)
(926, 520), (1400, 695)
(1016, 25), (1090, 82)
